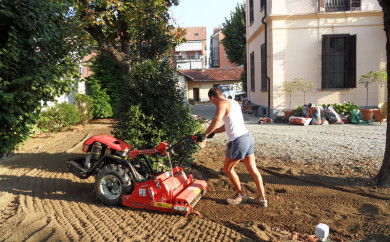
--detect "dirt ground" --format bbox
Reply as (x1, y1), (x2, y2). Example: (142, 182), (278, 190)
(0, 121), (389, 241)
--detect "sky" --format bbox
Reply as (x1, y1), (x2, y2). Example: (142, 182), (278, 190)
(170, 0), (245, 57)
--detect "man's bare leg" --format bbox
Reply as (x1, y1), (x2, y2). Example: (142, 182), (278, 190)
(242, 154), (266, 200)
(224, 158), (243, 194)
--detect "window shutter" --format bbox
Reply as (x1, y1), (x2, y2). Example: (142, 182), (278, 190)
(319, 0), (325, 12)
(347, 34), (357, 88)
(250, 52), (255, 91)
(261, 44), (267, 92)
(322, 35), (331, 89)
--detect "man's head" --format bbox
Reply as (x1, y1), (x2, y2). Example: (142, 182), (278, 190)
(208, 87), (223, 104)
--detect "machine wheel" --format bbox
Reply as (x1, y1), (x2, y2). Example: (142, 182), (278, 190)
(228, 96), (232, 99)
(94, 164), (133, 206)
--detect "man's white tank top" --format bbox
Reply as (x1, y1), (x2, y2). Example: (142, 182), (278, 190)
(222, 99), (248, 142)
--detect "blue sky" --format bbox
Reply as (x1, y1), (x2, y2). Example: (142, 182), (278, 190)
(170, 0), (245, 52)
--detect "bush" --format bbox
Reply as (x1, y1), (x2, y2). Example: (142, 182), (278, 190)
(90, 53), (126, 116)
(293, 106), (304, 116)
(75, 94), (93, 124)
(88, 77), (113, 119)
(37, 103), (80, 132)
(113, 60), (201, 168)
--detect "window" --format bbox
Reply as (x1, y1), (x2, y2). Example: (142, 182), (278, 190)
(249, 0), (254, 24)
(319, 0), (361, 12)
(261, 44), (267, 91)
(322, 34), (356, 89)
(194, 33), (199, 36)
(250, 52), (255, 91)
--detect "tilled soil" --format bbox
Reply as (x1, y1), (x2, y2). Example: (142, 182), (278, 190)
(0, 122), (389, 241)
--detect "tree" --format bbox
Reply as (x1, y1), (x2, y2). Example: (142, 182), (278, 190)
(282, 79), (297, 110)
(377, 0), (390, 187)
(222, 2), (247, 91)
(68, 0), (200, 164)
(294, 77), (314, 105)
(0, 0), (87, 154)
(89, 53), (126, 114)
(70, 0), (183, 80)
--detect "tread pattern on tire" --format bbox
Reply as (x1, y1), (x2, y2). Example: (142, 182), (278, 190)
(94, 164), (133, 206)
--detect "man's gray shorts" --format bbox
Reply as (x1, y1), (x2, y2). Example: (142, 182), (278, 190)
(226, 133), (254, 160)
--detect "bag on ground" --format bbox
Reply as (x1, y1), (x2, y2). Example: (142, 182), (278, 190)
(325, 106), (343, 124)
(289, 116), (312, 126)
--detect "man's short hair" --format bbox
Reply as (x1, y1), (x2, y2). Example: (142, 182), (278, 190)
(208, 87), (222, 98)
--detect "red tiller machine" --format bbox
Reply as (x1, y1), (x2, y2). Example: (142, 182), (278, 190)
(66, 134), (207, 213)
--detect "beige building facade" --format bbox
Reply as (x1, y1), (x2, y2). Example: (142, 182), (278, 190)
(246, 0), (386, 116)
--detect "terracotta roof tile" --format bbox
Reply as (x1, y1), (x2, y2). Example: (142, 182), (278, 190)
(182, 27), (206, 41)
(180, 67), (243, 81)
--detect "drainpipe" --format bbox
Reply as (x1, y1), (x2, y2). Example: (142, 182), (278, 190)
(261, 1), (271, 117)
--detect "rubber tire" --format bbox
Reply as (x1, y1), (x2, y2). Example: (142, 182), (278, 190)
(94, 164), (133, 206)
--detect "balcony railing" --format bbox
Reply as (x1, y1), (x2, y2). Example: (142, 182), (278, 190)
(175, 55), (203, 62)
(325, 0), (349, 12)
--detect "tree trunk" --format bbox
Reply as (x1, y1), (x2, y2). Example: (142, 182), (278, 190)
(377, 0), (390, 187)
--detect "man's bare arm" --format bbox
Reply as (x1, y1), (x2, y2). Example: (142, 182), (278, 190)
(204, 100), (227, 136)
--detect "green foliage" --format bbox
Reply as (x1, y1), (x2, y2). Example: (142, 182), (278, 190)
(113, 60), (201, 167)
(71, 0), (183, 76)
(293, 106), (303, 117)
(329, 102), (359, 118)
(0, 0), (88, 154)
(75, 94), (93, 124)
(89, 53), (126, 115)
(70, 0), (199, 166)
(37, 103), (80, 132)
(294, 77), (314, 105)
(359, 70), (387, 107)
(88, 78), (113, 119)
(222, 2), (246, 66)
(282, 79), (297, 110)
(222, 2), (247, 91)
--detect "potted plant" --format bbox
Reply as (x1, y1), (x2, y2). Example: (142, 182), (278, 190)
(373, 70), (387, 122)
(282, 79), (297, 119)
(294, 77), (314, 105)
(358, 71), (376, 120)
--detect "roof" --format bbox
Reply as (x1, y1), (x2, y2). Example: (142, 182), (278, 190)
(179, 67), (243, 82)
(182, 27), (206, 41)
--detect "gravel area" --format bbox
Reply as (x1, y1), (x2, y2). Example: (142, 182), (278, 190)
(191, 103), (387, 169)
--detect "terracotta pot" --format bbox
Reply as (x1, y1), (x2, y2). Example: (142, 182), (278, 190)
(373, 109), (381, 122)
(361, 108), (374, 121)
(284, 110), (294, 119)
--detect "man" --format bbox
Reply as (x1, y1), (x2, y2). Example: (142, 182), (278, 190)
(203, 87), (267, 207)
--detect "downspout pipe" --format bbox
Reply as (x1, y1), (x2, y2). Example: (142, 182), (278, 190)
(261, 1), (271, 117)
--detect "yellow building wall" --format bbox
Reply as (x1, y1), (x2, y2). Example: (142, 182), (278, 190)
(246, 0), (386, 110)
(187, 81), (239, 102)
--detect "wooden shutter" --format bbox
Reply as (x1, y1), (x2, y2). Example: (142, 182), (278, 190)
(347, 34), (357, 88)
(250, 52), (255, 91)
(322, 35), (331, 89)
(261, 44), (267, 91)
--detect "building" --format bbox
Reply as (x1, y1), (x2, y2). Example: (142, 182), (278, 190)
(246, 0), (386, 117)
(174, 27), (207, 70)
(179, 67), (244, 102)
(209, 26), (237, 68)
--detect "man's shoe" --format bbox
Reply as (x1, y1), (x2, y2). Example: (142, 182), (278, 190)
(226, 193), (247, 205)
(248, 197), (268, 208)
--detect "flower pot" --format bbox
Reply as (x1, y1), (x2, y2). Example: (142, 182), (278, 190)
(373, 109), (381, 122)
(361, 108), (374, 121)
(284, 110), (294, 119)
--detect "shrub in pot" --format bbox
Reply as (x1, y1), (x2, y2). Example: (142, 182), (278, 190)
(358, 71), (376, 120)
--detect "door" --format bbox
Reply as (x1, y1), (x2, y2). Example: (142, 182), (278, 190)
(193, 88), (199, 102)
